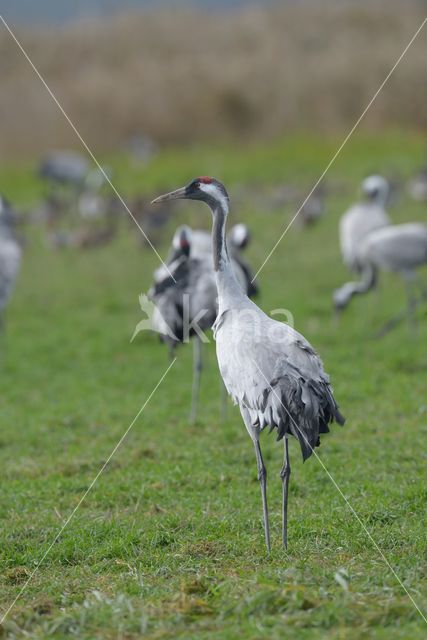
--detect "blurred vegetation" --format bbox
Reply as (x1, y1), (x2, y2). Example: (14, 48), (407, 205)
(0, 0), (426, 158)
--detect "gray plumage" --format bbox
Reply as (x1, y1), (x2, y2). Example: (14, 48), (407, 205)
(334, 223), (427, 313)
(149, 225), (248, 422)
(360, 223), (427, 272)
(150, 246), (218, 348)
(339, 175), (390, 273)
(214, 300), (344, 461)
(0, 196), (22, 326)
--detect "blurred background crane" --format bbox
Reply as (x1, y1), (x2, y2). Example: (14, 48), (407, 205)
(338, 175), (391, 276)
(334, 223), (427, 333)
(0, 196), (21, 338)
(145, 223), (258, 423)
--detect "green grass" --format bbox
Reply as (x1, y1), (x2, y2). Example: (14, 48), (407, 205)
(0, 132), (426, 639)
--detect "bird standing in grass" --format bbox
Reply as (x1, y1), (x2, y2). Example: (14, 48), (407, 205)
(339, 175), (390, 275)
(148, 224), (247, 423)
(152, 177), (345, 551)
(0, 196), (21, 336)
(334, 223), (427, 333)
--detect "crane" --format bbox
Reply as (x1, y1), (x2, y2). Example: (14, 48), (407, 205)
(0, 196), (22, 336)
(38, 151), (89, 188)
(148, 224), (249, 423)
(339, 175), (391, 274)
(152, 177), (345, 551)
(333, 223), (427, 332)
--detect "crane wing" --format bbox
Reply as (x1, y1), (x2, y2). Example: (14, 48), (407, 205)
(362, 223), (427, 271)
(340, 203), (390, 271)
(215, 308), (344, 460)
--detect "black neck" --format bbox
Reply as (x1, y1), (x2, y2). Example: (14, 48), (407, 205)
(211, 202), (230, 272)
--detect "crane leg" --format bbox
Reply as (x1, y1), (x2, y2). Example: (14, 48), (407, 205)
(374, 276), (424, 339)
(189, 336), (202, 424)
(241, 409), (270, 552)
(374, 308), (408, 339)
(280, 437), (291, 549)
(254, 439), (271, 553)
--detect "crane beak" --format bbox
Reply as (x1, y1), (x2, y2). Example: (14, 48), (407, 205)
(151, 186), (187, 204)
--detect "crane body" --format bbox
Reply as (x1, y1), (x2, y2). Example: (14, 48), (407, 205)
(339, 176), (390, 273)
(334, 223), (427, 326)
(149, 225), (249, 422)
(0, 197), (22, 335)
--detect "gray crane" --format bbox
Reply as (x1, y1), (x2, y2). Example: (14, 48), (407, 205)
(152, 177), (344, 551)
(339, 175), (391, 274)
(334, 223), (427, 332)
(38, 151), (89, 188)
(0, 196), (22, 335)
(148, 224), (248, 423)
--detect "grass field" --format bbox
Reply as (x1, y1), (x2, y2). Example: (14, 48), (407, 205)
(0, 132), (426, 638)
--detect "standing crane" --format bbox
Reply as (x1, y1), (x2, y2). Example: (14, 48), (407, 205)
(152, 177), (344, 551)
(333, 223), (427, 332)
(339, 175), (391, 274)
(0, 196), (22, 336)
(147, 225), (248, 423)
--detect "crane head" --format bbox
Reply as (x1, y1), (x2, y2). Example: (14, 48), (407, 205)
(151, 177), (229, 210)
(332, 283), (353, 312)
(361, 175), (389, 204)
(171, 225), (192, 258)
(228, 223), (250, 250)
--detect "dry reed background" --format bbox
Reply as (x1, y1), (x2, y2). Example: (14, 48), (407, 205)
(0, 0), (426, 158)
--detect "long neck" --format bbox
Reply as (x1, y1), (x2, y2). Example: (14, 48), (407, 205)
(212, 202), (230, 272)
(344, 265), (377, 304)
(211, 200), (244, 306)
(371, 192), (387, 208)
